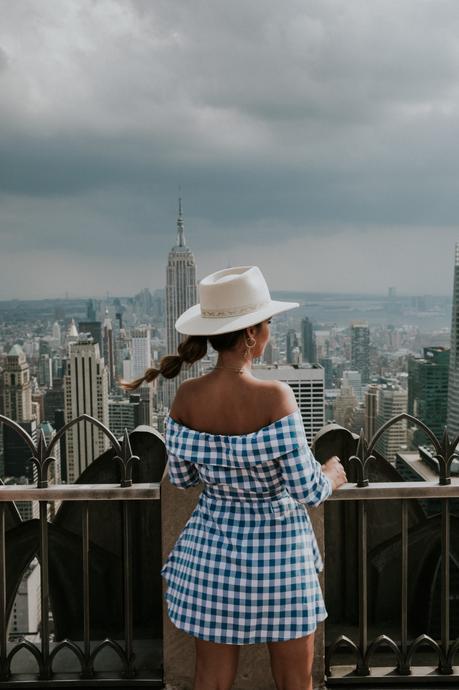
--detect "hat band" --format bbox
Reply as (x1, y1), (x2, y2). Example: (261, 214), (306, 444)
(201, 299), (272, 318)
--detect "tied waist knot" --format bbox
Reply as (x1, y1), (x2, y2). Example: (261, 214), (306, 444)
(202, 484), (288, 501)
(200, 485), (298, 518)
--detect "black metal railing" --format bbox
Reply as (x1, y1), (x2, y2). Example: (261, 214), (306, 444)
(322, 412), (459, 686)
(4, 407), (459, 687)
(0, 413), (163, 687)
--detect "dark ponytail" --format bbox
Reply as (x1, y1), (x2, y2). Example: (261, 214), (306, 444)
(118, 334), (208, 392)
(118, 320), (264, 392)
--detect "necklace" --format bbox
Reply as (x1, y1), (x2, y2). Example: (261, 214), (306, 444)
(213, 365), (247, 374)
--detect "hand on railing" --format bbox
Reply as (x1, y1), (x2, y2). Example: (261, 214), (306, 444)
(322, 456), (347, 491)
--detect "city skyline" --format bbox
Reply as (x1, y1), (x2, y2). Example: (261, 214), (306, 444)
(0, 286), (456, 302)
(2, 2), (459, 298)
(1, 243), (456, 490)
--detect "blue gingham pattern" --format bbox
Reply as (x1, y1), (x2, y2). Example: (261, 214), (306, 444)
(160, 408), (333, 644)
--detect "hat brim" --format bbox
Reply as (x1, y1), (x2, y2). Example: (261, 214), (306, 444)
(175, 299), (300, 336)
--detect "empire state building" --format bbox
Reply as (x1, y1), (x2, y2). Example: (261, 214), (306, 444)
(162, 199), (201, 407)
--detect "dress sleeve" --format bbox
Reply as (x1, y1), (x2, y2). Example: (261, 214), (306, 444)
(278, 439), (333, 507)
(167, 452), (201, 489)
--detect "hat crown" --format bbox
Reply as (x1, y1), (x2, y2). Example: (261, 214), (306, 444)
(199, 266), (271, 316)
(174, 264), (299, 335)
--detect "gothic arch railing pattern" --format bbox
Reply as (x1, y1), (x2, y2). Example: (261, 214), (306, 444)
(326, 412), (459, 682)
(0, 413), (161, 685)
(0, 413), (140, 488)
(348, 412), (457, 487)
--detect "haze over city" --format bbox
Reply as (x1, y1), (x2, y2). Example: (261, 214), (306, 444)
(2, 0), (459, 298)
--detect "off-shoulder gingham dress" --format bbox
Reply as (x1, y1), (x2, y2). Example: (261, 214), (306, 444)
(160, 408), (332, 644)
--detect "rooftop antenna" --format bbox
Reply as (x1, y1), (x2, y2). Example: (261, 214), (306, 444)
(176, 186), (186, 246)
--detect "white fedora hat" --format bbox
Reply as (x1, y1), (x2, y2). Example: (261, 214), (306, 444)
(175, 265), (300, 336)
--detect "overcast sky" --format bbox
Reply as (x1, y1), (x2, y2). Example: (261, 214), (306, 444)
(1, 0), (459, 299)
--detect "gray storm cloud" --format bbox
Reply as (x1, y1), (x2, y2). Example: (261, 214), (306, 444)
(1, 0), (459, 298)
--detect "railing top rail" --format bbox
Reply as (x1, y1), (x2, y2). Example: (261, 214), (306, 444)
(1, 479), (453, 502)
(0, 482), (160, 501)
(326, 480), (459, 501)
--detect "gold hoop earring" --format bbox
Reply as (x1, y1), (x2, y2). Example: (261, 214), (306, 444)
(243, 336), (257, 358)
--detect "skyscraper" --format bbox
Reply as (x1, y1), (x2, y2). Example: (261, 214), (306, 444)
(64, 337), (110, 482)
(66, 319), (79, 347)
(375, 384), (408, 460)
(78, 321), (102, 350)
(102, 309), (115, 390)
(448, 244), (459, 437)
(334, 383), (358, 430)
(320, 357), (333, 388)
(3, 420), (38, 482)
(109, 397), (140, 439)
(163, 198), (200, 407)
(130, 326), (151, 380)
(342, 370), (363, 403)
(263, 340), (279, 365)
(364, 384), (379, 441)
(301, 317), (317, 364)
(2, 345), (33, 421)
(52, 321), (62, 346)
(351, 322), (370, 384)
(253, 364), (325, 443)
(409, 347), (449, 444)
(7, 557), (41, 641)
(38, 354), (53, 388)
(1, 345), (37, 481)
(286, 329), (299, 364)
(44, 381), (65, 429)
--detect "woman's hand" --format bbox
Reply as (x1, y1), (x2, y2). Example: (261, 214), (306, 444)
(322, 456), (347, 491)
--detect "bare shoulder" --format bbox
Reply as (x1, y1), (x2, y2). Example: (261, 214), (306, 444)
(262, 380), (298, 421)
(169, 378), (197, 421)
